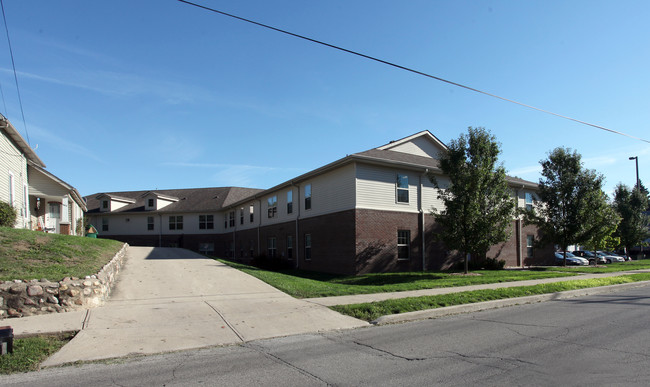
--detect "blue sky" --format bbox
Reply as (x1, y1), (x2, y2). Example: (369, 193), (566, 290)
(1, 0), (648, 197)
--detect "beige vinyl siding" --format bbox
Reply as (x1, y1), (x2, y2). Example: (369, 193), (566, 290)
(356, 164), (421, 213)
(299, 163), (356, 219)
(384, 136), (444, 159)
(28, 168), (69, 198)
(422, 174), (448, 214)
(0, 131), (29, 228)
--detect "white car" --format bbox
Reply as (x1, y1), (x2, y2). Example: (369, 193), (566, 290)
(597, 251), (626, 263)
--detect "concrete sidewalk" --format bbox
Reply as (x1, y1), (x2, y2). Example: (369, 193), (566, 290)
(303, 269), (650, 306)
(9, 247), (367, 367)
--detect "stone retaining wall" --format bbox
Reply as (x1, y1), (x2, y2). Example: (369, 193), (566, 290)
(0, 243), (129, 319)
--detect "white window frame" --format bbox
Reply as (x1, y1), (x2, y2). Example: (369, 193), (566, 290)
(304, 184), (312, 211)
(397, 230), (410, 260)
(396, 174), (409, 204)
(102, 217), (109, 232)
(305, 234), (312, 260)
(525, 192), (533, 212)
(526, 235), (534, 258)
(199, 214), (214, 230)
(147, 216), (154, 231)
(8, 172), (14, 206)
(287, 190), (293, 214)
(267, 196), (277, 218)
(169, 215), (183, 230)
(268, 237), (277, 258)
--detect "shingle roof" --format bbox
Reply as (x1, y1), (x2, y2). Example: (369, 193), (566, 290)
(85, 187), (264, 214)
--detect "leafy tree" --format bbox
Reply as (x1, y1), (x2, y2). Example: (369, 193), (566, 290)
(523, 147), (605, 266)
(430, 127), (515, 274)
(581, 191), (621, 258)
(613, 183), (650, 256)
(638, 180), (650, 211)
(0, 201), (17, 228)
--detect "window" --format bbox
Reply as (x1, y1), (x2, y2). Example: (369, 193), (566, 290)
(397, 230), (410, 259)
(287, 190), (293, 214)
(249, 205), (254, 223)
(169, 215), (183, 230)
(148, 198), (154, 207)
(198, 243), (214, 254)
(267, 196), (277, 218)
(305, 184), (312, 210)
(305, 234), (312, 260)
(22, 184), (27, 218)
(8, 172), (14, 206)
(525, 193), (533, 212)
(147, 216), (154, 231)
(199, 215), (214, 230)
(268, 237), (277, 258)
(224, 214), (228, 229)
(250, 240), (254, 258)
(396, 174), (409, 203)
(287, 235), (293, 259)
(102, 200), (108, 210)
(240, 208), (244, 225)
(229, 211), (235, 227)
(526, 235), (534, 258)
(102, 217), (109, 232)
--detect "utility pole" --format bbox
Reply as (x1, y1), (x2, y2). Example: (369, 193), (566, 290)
(629, 156), (642, 258)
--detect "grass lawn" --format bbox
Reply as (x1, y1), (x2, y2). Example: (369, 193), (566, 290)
(217, 259), (581, 298)
(0, 333), (73, 374)
(0, 227), (124, 281)
(331, 273), (650, 321)
(538, 260), (650, 273)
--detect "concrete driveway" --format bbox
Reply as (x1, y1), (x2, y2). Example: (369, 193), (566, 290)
(42, 247), (367, 366)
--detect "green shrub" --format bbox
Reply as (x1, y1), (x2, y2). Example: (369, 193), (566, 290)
(0, 201), (17, 227)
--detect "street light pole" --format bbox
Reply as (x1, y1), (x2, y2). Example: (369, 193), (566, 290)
(629, 156), (639, 190)
(629, 156), (642, 259)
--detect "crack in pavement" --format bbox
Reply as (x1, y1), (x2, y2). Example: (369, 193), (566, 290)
(204, 301), (245, 342)
(244, 342), (331, 386)
(351, 340), (427, 361)
(446, 351), (537, 366)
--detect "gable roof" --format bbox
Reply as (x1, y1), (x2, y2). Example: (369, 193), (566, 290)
(85, 186), (264, 214)
(0, 114), (45, 167)
(28, 162), (87, 211)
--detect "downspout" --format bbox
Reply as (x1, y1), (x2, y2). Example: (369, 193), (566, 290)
(232, 210), (236, 259)
(292, 181), (301, 269)
(517, 185), (524, 267)
(420, 169), (429, 271)
(257, 199), (262, 257)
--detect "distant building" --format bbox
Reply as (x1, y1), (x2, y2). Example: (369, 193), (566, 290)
(85, 131), (552, 274)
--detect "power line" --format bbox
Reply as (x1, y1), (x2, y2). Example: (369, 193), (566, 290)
(177, 0), (650, 144)
(1, 0), (30, 146)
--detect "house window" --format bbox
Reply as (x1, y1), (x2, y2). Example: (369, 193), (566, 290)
(525, 193), (533, 212)
(102, 200), (108, 210)
(305, 234), (312, 260)
(8, 172), (14, 206)
(240, 208), (244, 225)
(526, 235), (534, 258)
(305, 184), (312, 210)
(147, 216), (154, 231)
(267, 196), (277, 218)
(229, 211), (235, 227)
(287, 235), (293, 259)
(148, 198), (154, 207)
(249, 205), (254, 223)
(396, 174), (409, 203)
(198, 243), (214, 254)
(102, 217), (109, 232)
(22, 184), (27, 218)
(397, 230), (410, 260)
(268, 237), (277, 258)
(224, 214), (228, 229)
(287, 190), (293, 214)
(199, 215), (214, 230)
(169, 215), (183, 230)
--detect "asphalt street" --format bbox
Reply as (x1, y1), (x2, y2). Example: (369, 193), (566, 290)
(3, 282), (650, 386)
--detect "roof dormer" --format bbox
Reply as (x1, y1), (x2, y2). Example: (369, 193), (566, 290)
(141, 191), (179, 211)
(95, 194), (136, 213)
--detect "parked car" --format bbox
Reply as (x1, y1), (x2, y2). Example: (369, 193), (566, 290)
(555, 252), (589, 266)
(570, 250), (606, 264)
(597, 251), (626, 263)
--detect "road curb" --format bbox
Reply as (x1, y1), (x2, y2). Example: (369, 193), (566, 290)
(371, 280), (650, 325)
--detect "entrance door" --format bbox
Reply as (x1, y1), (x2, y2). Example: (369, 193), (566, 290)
(48, 202), (61, 233)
